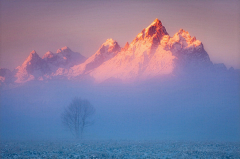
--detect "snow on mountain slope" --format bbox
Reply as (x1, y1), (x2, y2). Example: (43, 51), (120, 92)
(43, 46), (86, 68)
(3, 18), (224, 85)
(14, 50), (50, 83)
(90, 19), (171, 82)
(164, 29), (212, 71)
(14, 47), (86, 83)
(68, 39), (120, 78)
(90, 18), (212, 83)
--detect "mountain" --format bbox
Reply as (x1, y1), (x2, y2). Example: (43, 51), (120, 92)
(43, 46), (86, 69)
(90, 19), (213, 82)
(42, 46), (86, 78)
(0, 68), (14, 85)
(68, 39), (120, 78)
(14, 50), (50, 83)
(13, 47), (86, 83)
(0, 18), (235, 85)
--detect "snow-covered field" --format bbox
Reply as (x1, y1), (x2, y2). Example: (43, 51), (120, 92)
(1, 140), (239, 158)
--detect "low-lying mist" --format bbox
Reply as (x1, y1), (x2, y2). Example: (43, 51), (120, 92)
(0, 71), (239, 142)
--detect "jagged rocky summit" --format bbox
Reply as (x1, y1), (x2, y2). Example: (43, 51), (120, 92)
(0, 18), (233, 85)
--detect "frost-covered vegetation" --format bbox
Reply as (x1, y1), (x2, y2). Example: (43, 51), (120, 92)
(1, 140), (239, 158)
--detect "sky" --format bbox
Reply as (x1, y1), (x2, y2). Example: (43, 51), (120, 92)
(0, 0), (239, 70)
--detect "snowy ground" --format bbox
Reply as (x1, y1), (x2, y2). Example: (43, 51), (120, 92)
(1, 140), (239, 158)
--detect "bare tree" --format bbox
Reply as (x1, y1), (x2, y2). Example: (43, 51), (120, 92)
(61, 97), (95, 139)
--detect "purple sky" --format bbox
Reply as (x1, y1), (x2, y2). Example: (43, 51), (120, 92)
(0, 0), (239, 70)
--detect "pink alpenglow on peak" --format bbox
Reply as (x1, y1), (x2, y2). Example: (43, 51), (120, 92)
(168, 29), (203, 52)
(145, 18), (168, 38)
(30, 50), (37, 54)
(90, 19), (212, 83)
(101, 39), (121, 53)
(132, 18), (168, 47)
(56, 46), (71, 53)
(22, 50), (42, 68)
(69, 39), (121, 77)
(25, 50), (39, 62)
(42, 51), (54, 59)
(2, 18), (221, 85)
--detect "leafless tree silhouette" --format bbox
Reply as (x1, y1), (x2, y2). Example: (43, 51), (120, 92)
(62, 97), (95, 139)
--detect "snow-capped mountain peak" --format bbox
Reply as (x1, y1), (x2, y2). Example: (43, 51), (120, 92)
(99, 38), (121, 54)
(68, 39), (121, 77)
(30, 50), (37, 55)
(13, 47), (86, 83)
(21, 50), (43, 69)
(24, 50), (40, 63)
(42, 51), (54, 59)
(14, 50), (49, 83)
(170, 29), (202, 50)
(56, 46), (71, 53)
(42, 47), (86, 67)
(131, 18), (168, 50)
(103, 38), (115, 46)
(145, 18), (168, 37)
